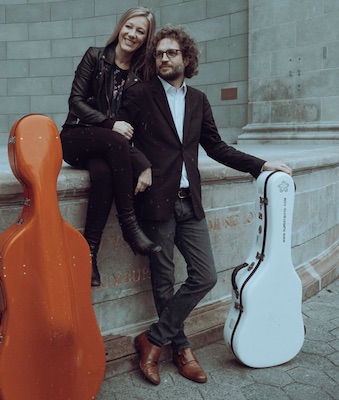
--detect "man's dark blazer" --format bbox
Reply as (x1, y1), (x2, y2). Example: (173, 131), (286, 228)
(117, 77), (265, 222)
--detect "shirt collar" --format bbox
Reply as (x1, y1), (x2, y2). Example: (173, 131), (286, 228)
(158, 76), (187, 96)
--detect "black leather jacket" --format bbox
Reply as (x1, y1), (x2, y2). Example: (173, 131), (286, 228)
(62, 45), (151, 175)
(63, 45), (141, 128)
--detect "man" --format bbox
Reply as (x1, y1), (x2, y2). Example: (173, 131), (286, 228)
(117, 25), (292, 385)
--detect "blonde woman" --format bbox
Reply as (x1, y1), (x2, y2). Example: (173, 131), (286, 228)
(60, 7), (160, 287)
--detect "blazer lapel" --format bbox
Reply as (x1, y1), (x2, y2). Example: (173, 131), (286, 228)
(151, 78), (180, 139)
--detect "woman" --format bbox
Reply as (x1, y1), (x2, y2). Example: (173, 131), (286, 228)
(60, 7), (160, 287)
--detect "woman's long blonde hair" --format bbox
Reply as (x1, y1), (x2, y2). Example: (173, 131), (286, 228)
(106, 7), (156, 81)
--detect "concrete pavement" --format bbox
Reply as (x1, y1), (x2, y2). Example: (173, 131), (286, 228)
(97, 278), (339, 400)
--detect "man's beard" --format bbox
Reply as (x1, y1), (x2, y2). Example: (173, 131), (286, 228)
(157, 64), (183, 81)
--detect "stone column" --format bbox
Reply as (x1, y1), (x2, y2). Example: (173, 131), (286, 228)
(239, 0), (339, 143)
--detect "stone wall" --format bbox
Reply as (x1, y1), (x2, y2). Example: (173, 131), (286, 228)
(2, 0), (339, 145)
(0, 0), (248, 145)
(241, 0), (339, 142)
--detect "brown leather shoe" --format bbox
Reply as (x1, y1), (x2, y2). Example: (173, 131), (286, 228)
(135, 332), (162, 385)
(173, 348), (207, 383)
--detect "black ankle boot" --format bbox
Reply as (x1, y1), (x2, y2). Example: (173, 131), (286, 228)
(118, 211), (162, 256)
(89, 244), (101, 287)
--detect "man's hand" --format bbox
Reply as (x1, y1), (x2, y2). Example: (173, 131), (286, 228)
(262, 161), (292, 175)
(134, 167), (152, 195)
(112, 121), (134, 140)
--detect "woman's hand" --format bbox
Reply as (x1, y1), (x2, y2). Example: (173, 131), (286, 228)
(134, 167), (152, 195)
(113, 120), (134, 140)
(262, 161), (292, 175)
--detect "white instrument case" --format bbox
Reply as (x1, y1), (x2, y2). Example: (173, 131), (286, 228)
(224, 171), (304, 368)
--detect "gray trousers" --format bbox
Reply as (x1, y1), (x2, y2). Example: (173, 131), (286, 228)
(142, 196), (218, 351)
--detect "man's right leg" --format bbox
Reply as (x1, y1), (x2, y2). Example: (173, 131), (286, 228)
(134, 216), (177, 384)
(141, 216), (182, 346)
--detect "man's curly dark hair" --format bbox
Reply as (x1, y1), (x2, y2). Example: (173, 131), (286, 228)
(148, 24), (200, 79)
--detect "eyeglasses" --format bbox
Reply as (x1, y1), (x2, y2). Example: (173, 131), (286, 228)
(153, 49), (182, 59)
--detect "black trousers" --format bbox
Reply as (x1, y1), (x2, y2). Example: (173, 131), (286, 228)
(60, 125), (134, 245)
